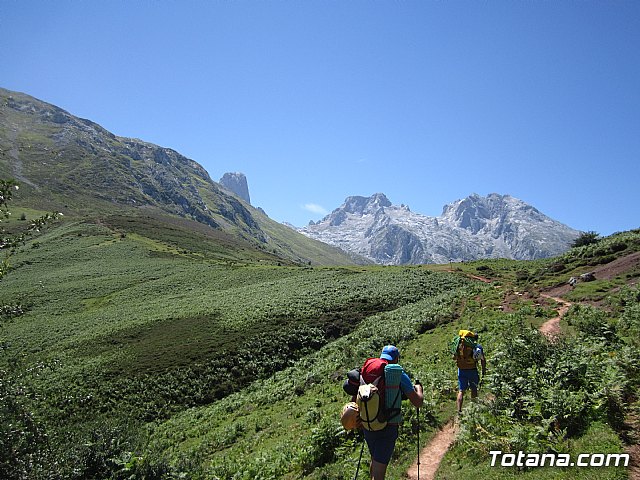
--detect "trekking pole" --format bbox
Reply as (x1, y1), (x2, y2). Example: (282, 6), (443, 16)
(353, 433), (365, 480)
(417, 407), (421, 480)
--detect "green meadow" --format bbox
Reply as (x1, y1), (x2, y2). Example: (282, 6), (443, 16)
(1, 205), (639, 478)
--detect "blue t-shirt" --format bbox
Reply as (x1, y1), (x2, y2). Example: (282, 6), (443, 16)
(400, 371), (414, 395)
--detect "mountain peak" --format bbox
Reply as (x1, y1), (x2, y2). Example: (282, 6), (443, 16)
(320, 193), (392, 227)
(441, 193), (544, 233)
(301, 192), (579, 264)
(341, 193), (391, 215)
(219, 172), (251, 204)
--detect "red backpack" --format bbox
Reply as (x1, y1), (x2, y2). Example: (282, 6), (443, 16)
(342, 358), (388, 397)
(342, 357), (404, 431)
(361, 358), (388, 388)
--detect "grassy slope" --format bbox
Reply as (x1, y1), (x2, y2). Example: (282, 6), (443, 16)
(1, 216), (475, 477)
(143, 309), (497, 479)
(0, 87), (359, 267)
(2, 212), (639, 478)
(2, 222), (431, 383)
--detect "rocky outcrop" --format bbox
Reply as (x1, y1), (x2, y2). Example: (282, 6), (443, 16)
(219, 172), (251, 204)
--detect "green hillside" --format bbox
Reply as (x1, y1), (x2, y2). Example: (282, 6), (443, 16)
(2, 174), (639, 479)
(0, 210), (472, 478)
(0, 87), (359, 266)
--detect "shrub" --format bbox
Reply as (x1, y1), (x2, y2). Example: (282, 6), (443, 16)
(0, 368), (50, 480)
(548, 262), (566, 273)
(299, 419), (346, 473)
(572, 231), (600, 248)
(565, 304), (618, 345)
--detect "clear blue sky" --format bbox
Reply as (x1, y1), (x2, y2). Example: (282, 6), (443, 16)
(1, 1), (638, 234)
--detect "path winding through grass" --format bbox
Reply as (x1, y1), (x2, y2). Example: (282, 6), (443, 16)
(539, 293), (572, 339)
(405, 286), (574, 479)
(406, 420), (457, 480)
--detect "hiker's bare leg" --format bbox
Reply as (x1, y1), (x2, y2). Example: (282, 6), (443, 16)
(471, 387), (478, 401)
(370, 459), (387, 480)
(456, 390), (464, 412)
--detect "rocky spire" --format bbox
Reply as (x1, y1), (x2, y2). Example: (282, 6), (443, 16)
(219, 172), (251, 204)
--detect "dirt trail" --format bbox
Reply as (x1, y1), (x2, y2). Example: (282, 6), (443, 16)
(406, 420), (457, 480)
(404, 273), (492, 480)
(404, 294), (570, 479)
(539, 294), (572, 339)
(628, 441), (640, 480)
(465, 274), (492, 283)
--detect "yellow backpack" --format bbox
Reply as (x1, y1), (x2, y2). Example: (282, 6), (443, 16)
(450, 330), (478, 351)
(356, 383), (387, 431)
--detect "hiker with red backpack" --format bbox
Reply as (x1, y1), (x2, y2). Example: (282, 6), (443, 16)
(342, 345), (423, 480)
(450, 330), (486, 413)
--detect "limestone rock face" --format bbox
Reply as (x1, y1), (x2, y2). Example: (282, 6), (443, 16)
(219, 172), (251, 205)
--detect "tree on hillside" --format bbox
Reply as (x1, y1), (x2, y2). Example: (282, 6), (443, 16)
(571, 230), (600, 248)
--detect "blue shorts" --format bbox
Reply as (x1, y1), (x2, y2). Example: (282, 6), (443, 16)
(363, 424), (399, 465)
(458, 368), (479, 391)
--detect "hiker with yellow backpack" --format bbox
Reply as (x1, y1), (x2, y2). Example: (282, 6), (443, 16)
(451, 330), (486, 413)
(341, 345), (423, 480)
